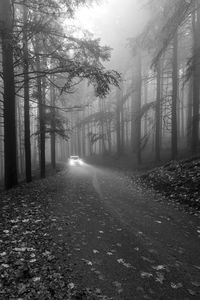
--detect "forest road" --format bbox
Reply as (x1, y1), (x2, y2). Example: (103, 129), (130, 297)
(50, 163), (200, 299)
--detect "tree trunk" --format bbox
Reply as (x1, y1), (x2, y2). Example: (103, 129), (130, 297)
(131, 54), (142, 164)
(192, 0), (200, 153)
(121, 101), (125, 154)
(0, 99), (4, 179)
(82, 111), (86, 157)
(0, 120), (4, 179)
(0, 0), (18, 188)
(187, 79), (193, 148)
(171, 32), (178, 159)
(50, 80), (56, 169)
(36, 49), (45, 178)
(116, 88), (121, 156)
(155, 59), (161, 162)
(99, 99), (106, 154)
(106, 99), (112, 154)
(17, 99), (24, 177)
(144, 78), (148, 137)
(23, 2), (32, 182)
(135, 54), (142, 164)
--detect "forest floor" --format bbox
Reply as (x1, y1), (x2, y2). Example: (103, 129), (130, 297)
(138, 156), (200, 212)
(0, 160), (200, 299)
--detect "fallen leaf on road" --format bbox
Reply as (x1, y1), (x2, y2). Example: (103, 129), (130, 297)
(152, 265), (167, 271)
(141, 256), (154, 263)
(187, 289), (197, 296)
(82, 259), (93, 266)
(95, 288), (101, 294)
(1, 263), (9, 268)
(68, 283), (75, 289)
(32, 277), (41, 282)
(191, 281), (200, 287)
(113, 281), (123, 294)
(140, 272), (153, 279)
(93, 249), (99, 254)
(117, 258), (135, 269)
(155, 272), (165, 284)
(171, 282), (183, 289)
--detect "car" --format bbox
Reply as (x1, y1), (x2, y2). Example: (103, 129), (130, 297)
(68, 155), (83, 166)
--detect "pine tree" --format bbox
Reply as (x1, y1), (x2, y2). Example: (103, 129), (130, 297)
(0, 0), (18, 189)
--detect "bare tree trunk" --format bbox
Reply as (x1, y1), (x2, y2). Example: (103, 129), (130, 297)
(0, 120), (3, 179)
(121, 100), (125, 154)
(135, 54), (142, 164)
(107, 119), (112, 154)
(36, 49), (45, 178)
(77, 113), (81, 156)
(171, 32), (178, 159)
(0, 0), (18, 188)
(155, 59), (161, 161)
(50, 80), (56, 169)
(0, 98), (4, 179)
(23, 2), (32, 182)
(192, 0), (200, 153)
(106, 99), (112, 154)
(82, 111), (86, 157)
(17, 99), (24, 177)
(131, 75), (135, 153)
(99, 99), (105, 154)
(116, 88), (121, 156)
(187, 79), (193, 148)
(144, 79), (148, 136)
(132, 54), (142, 164)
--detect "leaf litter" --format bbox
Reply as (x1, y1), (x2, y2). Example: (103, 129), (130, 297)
(1, 166), (200, 299)
(140, 157), (200, 212)
(0, 176), (112, 299)
(117, 258), (136, 269)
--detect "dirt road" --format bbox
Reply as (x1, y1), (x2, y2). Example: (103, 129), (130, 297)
(47, 163), (200, 299)
(1, 163), (200, 299)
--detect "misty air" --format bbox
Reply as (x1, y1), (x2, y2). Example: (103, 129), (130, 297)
(0, 0), (200, 299)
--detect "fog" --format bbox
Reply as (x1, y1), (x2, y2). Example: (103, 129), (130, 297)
(0, 1), (199, 298)
(75, 0), (149, 70)
(0, 0), (197, 186)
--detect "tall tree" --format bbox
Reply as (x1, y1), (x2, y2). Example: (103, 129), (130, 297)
(192, 0), (200, 153)
(116, 88), (122, 156)
(131, 53), (142, 164)
(35, 46), (46, 178)
(155, 59), (161, 161)
(171, 32), (178, 159)
(50, 80), (56, 169)
(23, 1), (32, 182)
(134, 53), (142, 164)
(0, 0), (18, 189)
